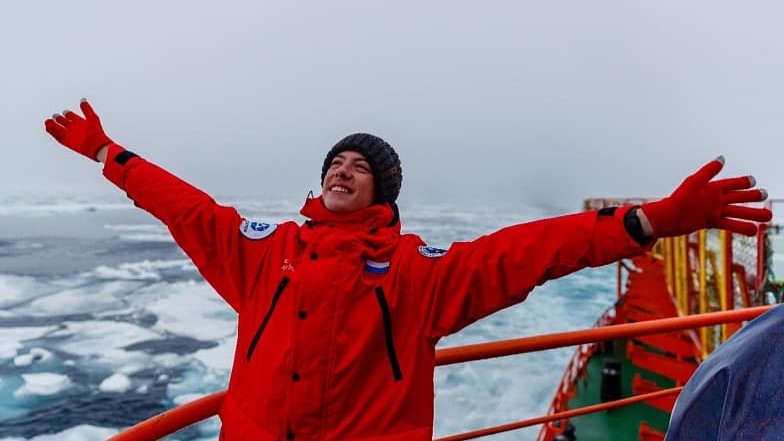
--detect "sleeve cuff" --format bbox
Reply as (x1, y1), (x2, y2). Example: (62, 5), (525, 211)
(596, 204), (655, 250)
(102, 143), (140, 189)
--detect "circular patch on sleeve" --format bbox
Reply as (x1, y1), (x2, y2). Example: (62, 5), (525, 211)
(418, 245), (448, 258)
(240, 219), (278, 240)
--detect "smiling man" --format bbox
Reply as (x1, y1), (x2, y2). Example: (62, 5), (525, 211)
(44, 99), (771, 441)
(320, 134), (400, 213)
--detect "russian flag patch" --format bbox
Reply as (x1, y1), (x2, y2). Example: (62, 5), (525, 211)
(365, 260), (390, 274)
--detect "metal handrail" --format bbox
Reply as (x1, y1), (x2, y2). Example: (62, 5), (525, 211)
(108, 305), (773, 441)
(435, 387), (683, 441)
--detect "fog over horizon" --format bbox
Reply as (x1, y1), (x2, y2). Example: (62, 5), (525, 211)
(2, 0), (782, 215)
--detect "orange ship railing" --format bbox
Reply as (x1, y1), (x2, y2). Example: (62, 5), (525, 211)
(436, 387), (683, 441)
(108, 306), (773, 441)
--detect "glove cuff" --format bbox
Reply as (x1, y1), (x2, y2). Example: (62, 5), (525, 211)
(102, 143), (140, 189)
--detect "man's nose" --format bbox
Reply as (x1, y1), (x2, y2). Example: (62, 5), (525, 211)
(334, 164), (351, 178)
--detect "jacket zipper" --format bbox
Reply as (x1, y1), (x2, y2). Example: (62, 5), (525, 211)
(374, 287), (403, 381)
(246, 276), (290, 362)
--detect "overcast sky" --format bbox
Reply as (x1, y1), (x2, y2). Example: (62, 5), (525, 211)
(2, 0), (782, 213)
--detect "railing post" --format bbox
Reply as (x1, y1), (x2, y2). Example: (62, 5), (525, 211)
(698, 230), (708, 357)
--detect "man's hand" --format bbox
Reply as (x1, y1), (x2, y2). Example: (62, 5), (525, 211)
(640, 156), (772, 238)
(44, 99), (112, 161)
(641, 156), (773, 237)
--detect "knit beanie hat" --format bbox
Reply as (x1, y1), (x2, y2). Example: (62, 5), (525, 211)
(321, 133), (402, 204)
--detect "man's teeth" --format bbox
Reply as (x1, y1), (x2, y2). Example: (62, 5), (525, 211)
(331, 186), (349, 193)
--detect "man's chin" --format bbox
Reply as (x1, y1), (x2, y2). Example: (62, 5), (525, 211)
(323, 198), (352, 213)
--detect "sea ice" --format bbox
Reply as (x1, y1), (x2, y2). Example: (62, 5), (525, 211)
(144, 280), (237, 340)
(0, 327), (57, 361)
(99, 373), (132, 393)
(14, 373), (72, 397)
(193, 337), (235, 373)
(0, 424), (117, 441)
(104, 223), (173, 242)
(92, 259), (191, 280)
(0, 274), (40, 308)
(20, 286), (126, 316)
(172, 392), (207, 405)
(13, 348), (53, 366)
(0, 341), (22, 361)
(51, 320), (161, 356)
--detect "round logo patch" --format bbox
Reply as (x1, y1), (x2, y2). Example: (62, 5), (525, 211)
(418, 245), (448, 258)
(240, 219), (278, 240)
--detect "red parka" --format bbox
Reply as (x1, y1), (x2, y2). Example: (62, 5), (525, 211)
(103, 144), (648, 441)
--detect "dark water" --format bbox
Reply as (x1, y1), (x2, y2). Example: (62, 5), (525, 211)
(0, 208), (224, 440)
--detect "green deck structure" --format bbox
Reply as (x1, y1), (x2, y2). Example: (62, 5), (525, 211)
(566, 339), (673, 440)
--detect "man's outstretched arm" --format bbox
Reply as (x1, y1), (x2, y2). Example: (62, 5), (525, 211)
(44, 99), (270, 311)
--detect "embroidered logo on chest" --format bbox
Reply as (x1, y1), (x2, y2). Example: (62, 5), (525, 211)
(281, 258), (296, 273)
(418, 245), (448, 258)
(239, 219), (278, 240)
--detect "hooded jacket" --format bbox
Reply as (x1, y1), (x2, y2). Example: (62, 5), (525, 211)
(666, 304), (784, 441)
(102, 144), (649, 441)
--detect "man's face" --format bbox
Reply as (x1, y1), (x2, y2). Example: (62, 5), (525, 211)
(322, 151), (376, 213)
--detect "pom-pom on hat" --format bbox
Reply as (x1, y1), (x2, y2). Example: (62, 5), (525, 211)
(321, 133), (402, 204)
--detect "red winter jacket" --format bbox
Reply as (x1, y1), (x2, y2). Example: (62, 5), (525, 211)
(102, 144), (649, 441)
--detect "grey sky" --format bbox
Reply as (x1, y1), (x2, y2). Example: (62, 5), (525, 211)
(2, 0), (782, 213)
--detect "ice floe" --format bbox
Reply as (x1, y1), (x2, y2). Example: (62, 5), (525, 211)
(14, 373), (72, 397)
(98, 373), (132, 393)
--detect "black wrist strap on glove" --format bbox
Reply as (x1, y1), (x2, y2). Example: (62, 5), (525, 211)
(624, 206), (648, 245)
(114, 150), (139, 165)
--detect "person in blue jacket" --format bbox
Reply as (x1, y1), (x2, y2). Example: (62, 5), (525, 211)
(666, 304), (784, 440)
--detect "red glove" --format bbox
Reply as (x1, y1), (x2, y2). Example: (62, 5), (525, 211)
(44, 99), (112, 161)
(641, 157), (772, 238)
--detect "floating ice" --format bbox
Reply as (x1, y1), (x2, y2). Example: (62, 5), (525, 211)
(118, 233), (175, 242)
(144, 280), (237, 341)
(173, 392), (207, 406)
(0, 424), (118, 441)
(0, 327), (57, 361)
(93, 263), (161, 281)
(193, 337), (235, 374)
(91, 259), (194, 281)
(14, 373), (72, 397)
(51, 320), (160, 358)
(0, 193), (130, 217)
(99, 373), (132, 393)
(0, 274), (41, 308)
(104, 224), (173, 242)
(18, 285), (127, 316)
(13, 348), (53, 366)
(0, 340), (22, 361)
(167, 364), (223, 401)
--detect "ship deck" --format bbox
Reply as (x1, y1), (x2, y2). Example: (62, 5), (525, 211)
(566, 256), (699, 440)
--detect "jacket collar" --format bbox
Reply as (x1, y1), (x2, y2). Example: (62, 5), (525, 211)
(299, 196), (400, 262)
(300, 196), (397, 229)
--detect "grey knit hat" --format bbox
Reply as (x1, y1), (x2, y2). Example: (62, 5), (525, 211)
(320, 133), (402, 204)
